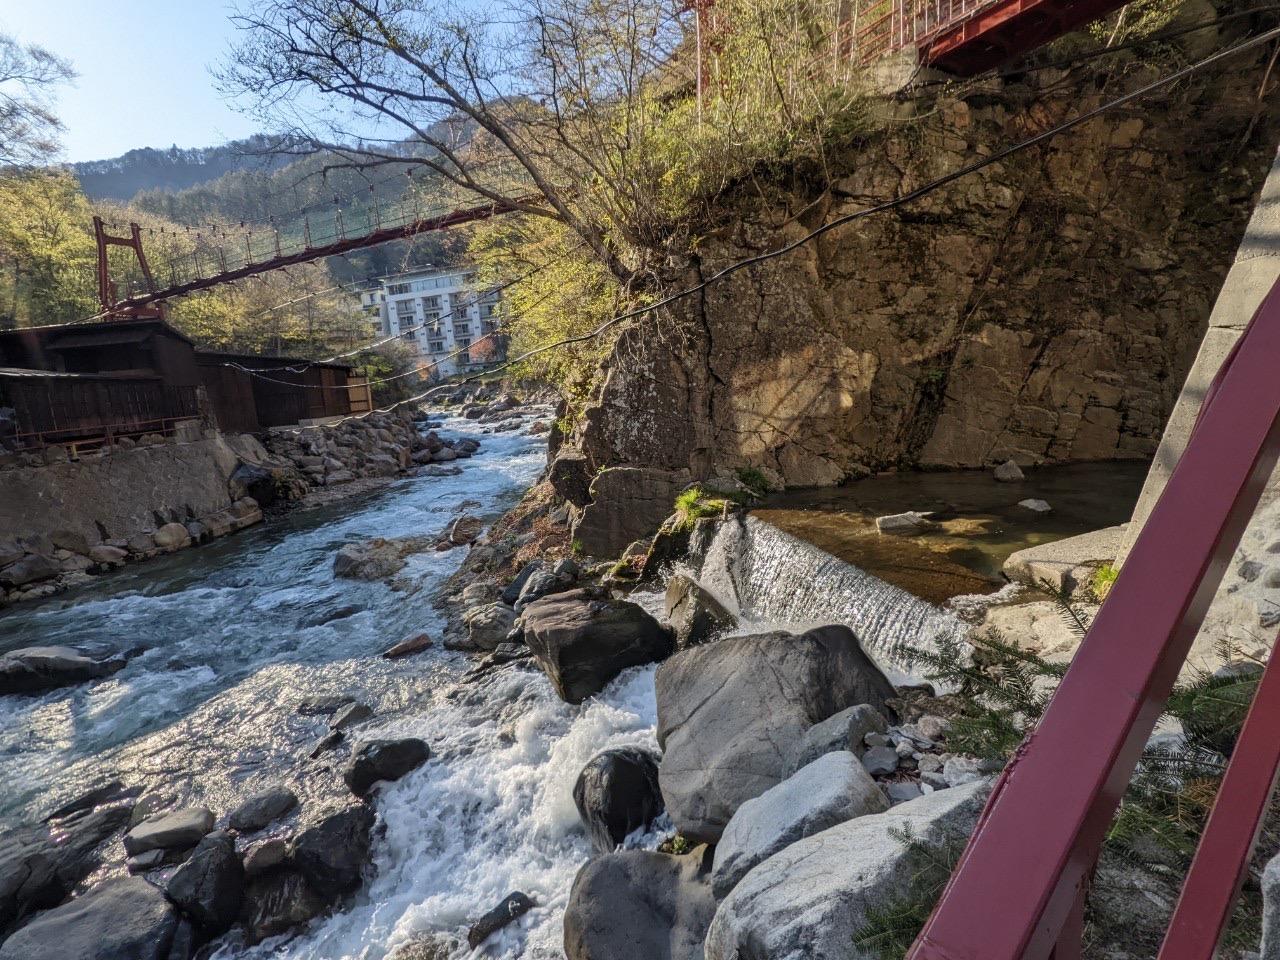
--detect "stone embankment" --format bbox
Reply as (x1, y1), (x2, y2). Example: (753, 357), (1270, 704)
(0, 388), (513, 608)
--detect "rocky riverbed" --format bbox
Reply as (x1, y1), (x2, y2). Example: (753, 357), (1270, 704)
(0, 378), (1017, 960)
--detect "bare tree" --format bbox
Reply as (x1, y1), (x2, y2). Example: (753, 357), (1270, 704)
(0, 34), (75, 166)
(219, 0), (690, 286)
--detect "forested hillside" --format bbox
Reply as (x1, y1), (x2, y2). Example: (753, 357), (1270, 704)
(70, 135), (291, 201)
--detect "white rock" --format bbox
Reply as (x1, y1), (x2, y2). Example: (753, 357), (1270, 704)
(1018, 498), (1052, 514)
(704, 781), (991, 960)
(942, 755), (986, 788)
(875, 511), (936, 535)
(713, 752), (888, 898)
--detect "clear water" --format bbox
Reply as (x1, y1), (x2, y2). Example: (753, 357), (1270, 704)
(0, 414), (658, 959)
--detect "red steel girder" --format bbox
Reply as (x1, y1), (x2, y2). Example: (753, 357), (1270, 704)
(922, 0), (1132, 75)
(906, 277), (1280, 960)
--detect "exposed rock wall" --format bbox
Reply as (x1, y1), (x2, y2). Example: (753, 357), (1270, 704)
(561, 34), (1280, 551)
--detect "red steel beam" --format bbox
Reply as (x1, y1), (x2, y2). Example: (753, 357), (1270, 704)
(111, 198), (525, 313)
(1156, 638), (1280, 960)
(922, 0), (1132, 75)
(906, 277), (1280, 960)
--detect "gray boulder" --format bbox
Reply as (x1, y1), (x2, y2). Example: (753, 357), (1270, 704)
(165, 831), (243, 935)
(0, 646), (124, 696)
(571, 467), (691, 558)
(875, 511), (937, 535)
(0, 876), (181, 960)
(0, 803), (132, 933)
(1263, 852), (1280, 959)
(994, 459), (1025, 482)
(664, 574), (735, 649)
(501, 560), (543, 605)
(343, 738), (430, 797)
(704, 780), (991, 960)
(459, 603), (518, 651)
(0, 553), (60, 588)
(124, 807), (215, 857)
(523, 588), (674, 704)
(656, 625), (896, 841)
(787, 704), (888, 773)
(563, 846), (716, 960)
(330, 701), (373, 731)
(332, 539), (406, 580)
(468, 891), (536, 949)
(290, 805), (376, 899)
(228, 785), (298, 833)
(514, 569), (575, 611)
(573, 748), (664, 853)
(713, 751), (888, 899)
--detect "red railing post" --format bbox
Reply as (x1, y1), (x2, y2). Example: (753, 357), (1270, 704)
(907, 278), (1280, 960)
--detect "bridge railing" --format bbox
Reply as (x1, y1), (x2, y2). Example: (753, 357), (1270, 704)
(849, 0), (1002, 61)
(907, 277), (1280, 959)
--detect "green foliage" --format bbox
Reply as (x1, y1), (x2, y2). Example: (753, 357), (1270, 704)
(736, 467), (770, 498)
(891, 591), (1274, 956)
(852, 827), (969, 960)
(672, 486), (734, 532)
(0, 169), (98, 327)
(1092, 563), (1119, 599)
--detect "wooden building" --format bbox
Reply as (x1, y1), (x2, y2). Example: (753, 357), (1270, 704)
(0, 320), (358, 449)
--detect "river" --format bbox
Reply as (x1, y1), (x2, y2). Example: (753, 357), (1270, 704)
(0, 413), (660, 959)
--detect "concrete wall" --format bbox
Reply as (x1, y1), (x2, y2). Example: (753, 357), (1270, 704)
(0, 434), (268, 546)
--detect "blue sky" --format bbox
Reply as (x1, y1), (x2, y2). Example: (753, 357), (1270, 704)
(2, 1), (262, 162)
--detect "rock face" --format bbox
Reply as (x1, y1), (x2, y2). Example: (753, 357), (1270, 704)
(241, 869), (329, 945)
(712, 751), (888, 898)
(0, 876), (181, 960)
(165, 831), (244, 935)
(664, 574), (735, 648)
(461, 602), (518, 650)
(523, 589), (675, 703)
(553, 57), (1280, 501)
(704, 781), (991, 960)
(0, 645), (124, 695)
(655, 625), (896, 841)
(571, 467), (690, 557)
(573, 748), (665, 853)
(563, 846), (716, 960)
(343, 739), (430, 797)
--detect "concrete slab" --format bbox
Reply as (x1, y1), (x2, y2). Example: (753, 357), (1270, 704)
(1003, 524), (1126, 593)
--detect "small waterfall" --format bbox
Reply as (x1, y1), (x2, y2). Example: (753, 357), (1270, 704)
(692, 514), (967, 663)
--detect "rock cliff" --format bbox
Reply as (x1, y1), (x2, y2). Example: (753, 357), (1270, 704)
(558, 35), (1280, 554)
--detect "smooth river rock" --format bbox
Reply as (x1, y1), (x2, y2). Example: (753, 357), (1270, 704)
(165, 831), (244, 935)
(573, 747), (664, 853)
(343, 738), (430, 797)
(704, 780), (991, 960)
(289, 805), (376, 898)
(787, 703), (888, 773)
(712, 751), (888, 898)
(0, 645), (124, 695)
(563, 846), (716, 960)
(655, 624), (896, 841)
(523, 588), (674, 704)
(0, 876), (184, 960)
(228, 785), (298, 833)
(124, 807), (215, 856)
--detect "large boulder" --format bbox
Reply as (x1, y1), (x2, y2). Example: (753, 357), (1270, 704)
(0, 646), (124, 696)
(712, 751), (888, 898)
(289, 805), (376, 898)
(0, 876), (182, 960)
(573, 748), (665, 854)
(655, 625), (896, 841)
(563, 846), (716, 960)
(571, 467), (691, 558)
(0, 803), (132, 933)
(664, 574), (735, 649)
(0, 553), (60, 588)
(704, 780), (991, 960)
(459, 603), (517, 651)
(786, 704), (888, 773)
(332, 539), (408, 580)
(165, 831), (243, 935)
(548, 451), (594, 508)
(522, 588), (674, 704)
(343, 738), (430, 797)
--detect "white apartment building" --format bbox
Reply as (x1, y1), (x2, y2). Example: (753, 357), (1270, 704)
(370, 265), (505, 379)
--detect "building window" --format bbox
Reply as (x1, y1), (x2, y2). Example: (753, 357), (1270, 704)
(421, 295), (441, 311)
(429, 340), (445, 353)
(455, 337), (471, 349)
(387, 283), (410, 295)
